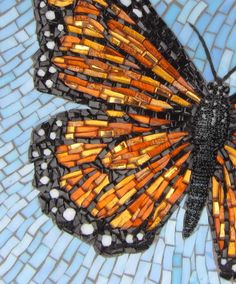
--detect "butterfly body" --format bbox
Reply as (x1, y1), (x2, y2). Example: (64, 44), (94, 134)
(183, 86), (230, 237)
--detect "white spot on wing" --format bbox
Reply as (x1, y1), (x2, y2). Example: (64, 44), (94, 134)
(49, 66), (57, 73)
(40, 176), (50, 185)
(133, 8), (143, 18)
(50, 189), (60, 199)
(50, 132), (56, 140)
(126, 234), (133, 243)
(120, 0), (131, 7)
(102, 235), (112, 247)
(81, 224), (94, 235)
(37, 69), (45, 77)
(38, 128), (45, 136)
(63, 208), (76, 221)
(32, 151), (39, 158)
(46, 41), (55, 50)
(41, 162), (48, 170)
(43, 148), (51, 156)
(137, 232), (144, 240)
(45, 79), (53, 88)
(46, 11), (55, 21)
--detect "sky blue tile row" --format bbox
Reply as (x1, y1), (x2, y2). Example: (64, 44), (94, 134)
(0, 0), (236, 284)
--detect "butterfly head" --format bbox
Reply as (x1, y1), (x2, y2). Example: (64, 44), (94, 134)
(207, 81), (230, 97)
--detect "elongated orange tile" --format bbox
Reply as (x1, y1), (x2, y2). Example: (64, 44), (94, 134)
(110, 4), (135, 24)
(60, 168), (94, 190)
(75, 1), (100, 16)
(48, 0), (73, 7)
(92, 0), (108, 7)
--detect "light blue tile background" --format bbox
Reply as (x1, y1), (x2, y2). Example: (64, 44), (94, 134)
(0, 0), (236, 283)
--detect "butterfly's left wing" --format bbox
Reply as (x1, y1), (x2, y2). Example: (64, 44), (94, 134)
(30, 0), (204, 253)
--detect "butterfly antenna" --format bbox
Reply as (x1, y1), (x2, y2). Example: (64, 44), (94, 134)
(189, 23), (218, 81)
(222, 66), (236, 82)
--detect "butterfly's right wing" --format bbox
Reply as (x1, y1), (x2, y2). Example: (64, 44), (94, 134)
(208, 144), (236, 279)
(33, 0), (205, 112)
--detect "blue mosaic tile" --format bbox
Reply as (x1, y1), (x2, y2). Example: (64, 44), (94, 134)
(88, 256), (106, 280)
(50, 260), (68, 283)
(66, 252), (83, 277)
(178, 1), (197, 24)
(28, 244), (50, 268)
(108, 275), (121, 284)
(100, 258), (116, 277)
(33, 257), (56, 283)
(70, 266), (88, 284)
(163, 4), (181, 26)
(15, 218), (34, 239)
(27, 232), (43, 254)
(163, 246), (175, 270)
(3, 260), (23, 284)
(188, 2), (207, 23)
(172, 267), (182, 284)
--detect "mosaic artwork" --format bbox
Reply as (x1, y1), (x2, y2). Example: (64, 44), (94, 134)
(1, 0), (236, 283)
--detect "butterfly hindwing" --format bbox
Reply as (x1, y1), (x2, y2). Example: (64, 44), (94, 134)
(207, 141), (236, 279)
(29, 108), (192, 253)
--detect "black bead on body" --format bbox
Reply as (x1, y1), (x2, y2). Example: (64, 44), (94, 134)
(183, 85), (230, 238)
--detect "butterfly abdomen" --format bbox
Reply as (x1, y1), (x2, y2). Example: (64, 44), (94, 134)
(183, 92), (230, 238)
(183, 148), (215, 238)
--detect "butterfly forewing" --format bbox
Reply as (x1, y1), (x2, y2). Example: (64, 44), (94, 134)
(34, 0), (203, 112)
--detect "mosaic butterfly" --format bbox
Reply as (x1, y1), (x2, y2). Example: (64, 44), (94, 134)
(30, 0), (236, 279)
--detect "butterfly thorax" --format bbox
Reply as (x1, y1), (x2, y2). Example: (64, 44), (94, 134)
(183, 86), (230, 238)
(192, 90), (230, 151)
